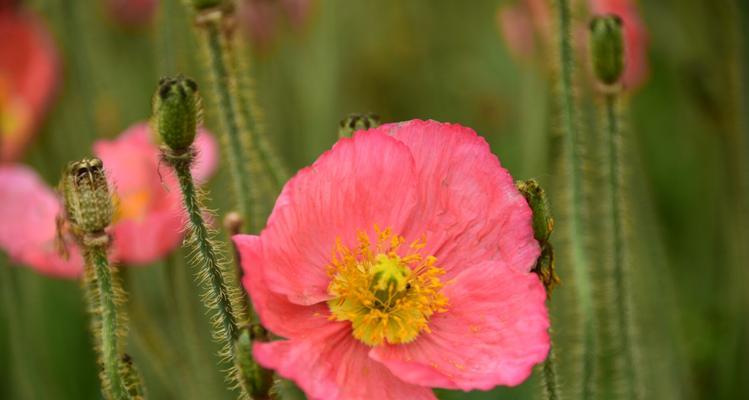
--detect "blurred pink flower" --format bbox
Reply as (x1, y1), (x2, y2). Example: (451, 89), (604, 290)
(498, 0), (649, 88)
(94, 122), (218, 265)
(0, 123), (218, 278)
(237, 0), (315, 51)
(497, 0), (552, 61)
(106, 0), (158, 27)
(0, 5), (58, 162)
(234, 120), (549, 399)
(0, 165), (83, 278)
(589, 0), (649, 89)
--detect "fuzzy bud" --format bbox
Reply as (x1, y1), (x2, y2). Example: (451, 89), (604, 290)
(338, 113), (381, 138)
(589, 15), (625, 86)
(153, 76), (202, 152)
(234, 325), (274, 398)
(517, 179), (559, 295)
(62, 158), (113, 235)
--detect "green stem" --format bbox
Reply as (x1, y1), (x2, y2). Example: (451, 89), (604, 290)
(85, 246), (127, 400)
(167, 151), (265, 398)
(542, 344), (562, 400)
(554, 0), (595, 397)
(232, 39), (289, 193)
(604, 93), (640, 399)
(199, 18), (253, 224)
(174, 157), (241, 344)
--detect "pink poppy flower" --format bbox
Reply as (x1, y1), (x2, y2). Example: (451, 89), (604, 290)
(0, 5), (58, 162)
(0, 165), (83, 278)
(237, 0), (315, 51)
(497, 0), (552, 61)
(234, 120), (550, 399)
(0, 123), (218, 278)
(589, 0), (649, 89)
(94, 122), (218, 265)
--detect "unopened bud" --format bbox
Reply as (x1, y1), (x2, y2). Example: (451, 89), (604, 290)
(516, 179), (553, 243)
(234, 325), (274, 398)
(153, 76), (202, 152)
(338, 113), (381, 138)
(517, 179), (559, 295)
(589, 15), (625, 86)
(62, 158), (113, 235)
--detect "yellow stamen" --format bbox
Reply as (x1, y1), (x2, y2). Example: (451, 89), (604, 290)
(327, 226), (448, 346)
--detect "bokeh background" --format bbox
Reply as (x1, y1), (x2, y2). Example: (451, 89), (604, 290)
(1, 0), (748, 399)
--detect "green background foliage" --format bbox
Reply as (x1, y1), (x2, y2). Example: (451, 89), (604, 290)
(1, 0), (748, 399)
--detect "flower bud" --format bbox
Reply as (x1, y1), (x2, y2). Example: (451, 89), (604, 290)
(589, 15), (625, 86)
(153, 76), (202, 152)
(517, 179), (559, 295)
(338, 113), (381, 138)
(62, 158), (113, 234)
(234, 325), (274, 398)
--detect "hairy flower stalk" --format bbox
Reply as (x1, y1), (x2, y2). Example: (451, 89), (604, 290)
(231, 37), (289, 194)
(590, 15), (641, 399)
(154, 76), (271, 399)
(188, 1), (256, 229)
(59, 158), (133, 399)
(553, 0), (596, 398)
(518, 180), (562, 400)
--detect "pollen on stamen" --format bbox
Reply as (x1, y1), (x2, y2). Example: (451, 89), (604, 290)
(326, 227), (449, 346)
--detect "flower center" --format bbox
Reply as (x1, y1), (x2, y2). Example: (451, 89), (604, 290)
(114, 190), (152, 222)
(327, 227), (448, 346)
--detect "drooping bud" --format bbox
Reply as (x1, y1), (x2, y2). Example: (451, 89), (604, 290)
(234, 325), (274, 399)
(62, 158), (114, 236)
(517, 179), (559, 295)
(589, 15), (625, 86)
(153, 76), (202, 152)
(338, 113), (381, 138)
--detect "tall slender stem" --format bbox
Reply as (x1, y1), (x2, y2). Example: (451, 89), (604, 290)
(175, 155), (241, 344)
(85, 245), (127, 400)
(542, 344), (562, 400)
(604, 93), (640, 399)
(199, 16), (253, 224)
(554, 0), (595, 397)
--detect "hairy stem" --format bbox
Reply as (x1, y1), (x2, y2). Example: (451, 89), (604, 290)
(165, 149), (269, 398)
(174, 156), (240, 345)
(554, 0), (595, 397)
(542, 344), (562, 400)
(604, 93), (640, 399)
(85, 245), (127, 400)
(198, 17), (253, 224)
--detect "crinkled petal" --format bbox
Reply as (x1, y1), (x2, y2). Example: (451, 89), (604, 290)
(254, 325), (437, 400)
(260, 130), (418, 305)
(376, 120), (539, 277)
(370, 260), (549, 390)
(234, 234), (331, 338)
(0, 165), (82, 278)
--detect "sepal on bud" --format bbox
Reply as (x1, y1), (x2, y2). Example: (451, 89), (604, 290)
(589, 15), (625, 86)
(234, 324), (274, 399)
(61, 158), (113, 236)
(153, 76), (202, 152)
(338, 113), (381, 138)
(517, 179), (560, 295)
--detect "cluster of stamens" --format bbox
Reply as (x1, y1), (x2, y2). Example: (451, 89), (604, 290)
(327, 226), (448, 346)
